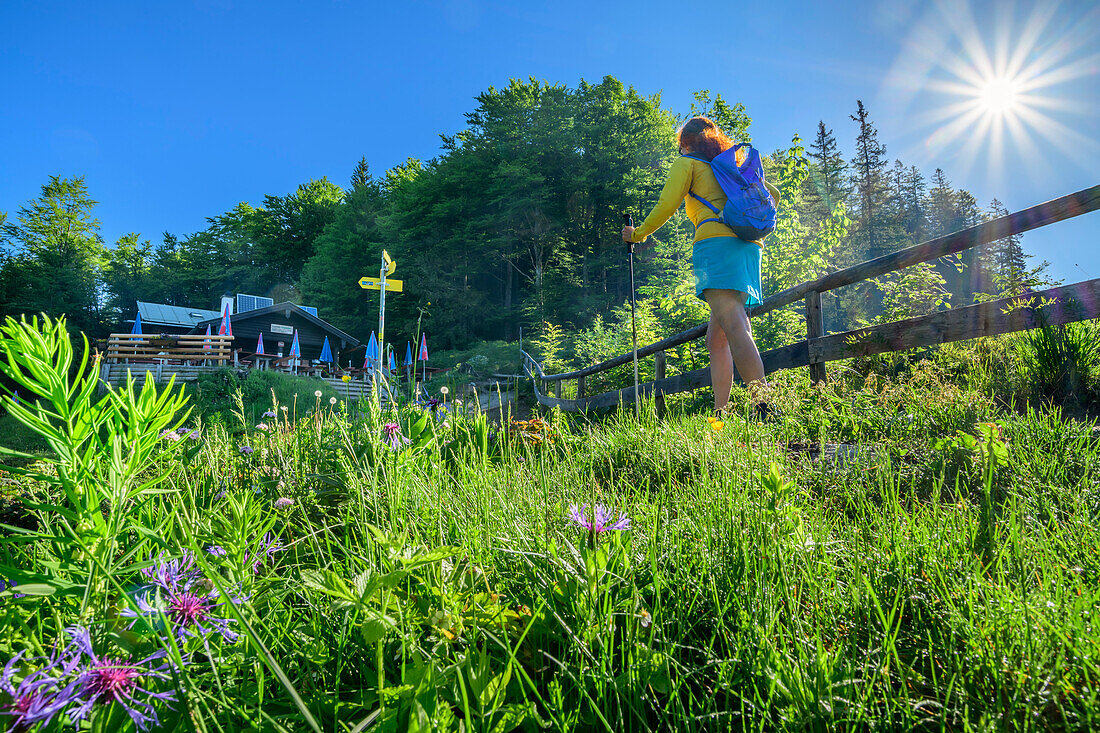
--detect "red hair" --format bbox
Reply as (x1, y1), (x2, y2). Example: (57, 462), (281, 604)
(678, 116), (734, 161)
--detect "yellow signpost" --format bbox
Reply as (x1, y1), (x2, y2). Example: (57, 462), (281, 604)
(359, 250), (403, 396)
(358, 276), (402, 292)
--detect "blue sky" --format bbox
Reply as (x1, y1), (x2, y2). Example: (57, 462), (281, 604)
(2, 0), (1097, 284)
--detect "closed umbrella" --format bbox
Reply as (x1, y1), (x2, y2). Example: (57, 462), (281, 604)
(131, 311), (143, 335)
(218, 304), (233, 337)
(388, 350), (397, 372)
(363, 332), (379, 369)
(319, 336), (333, 363)
(203, 324), (212, 350)
(289, 330), (301, 358)
(256, 332), (265, 354)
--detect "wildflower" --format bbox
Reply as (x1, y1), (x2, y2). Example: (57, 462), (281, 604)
(158, 430), (181, 442)
(140, 553), (201, 592)
(239, 446), (254, 455)
(341, 375), (351, 383)
(129, 556), (242, 644)
(262, 410), (277, 418)
(213, 490), (227, 501)
(454, 399), (462, 407)
(185, 429), (200, 441)
(243, 533), (286, 573)
(280, 406), (288, 412)
(274, 497), (295, 509)
(255, 423), (270, 431)
(638, 609), (652, 628)
(314, 390), (322, 398)
(62, 626), (177, 732)
(382, 422), (412, 451)
(709, 420), (724, 432)
(440, 386), (449, 396)
(567, 504), (631, 533)
(1, 651), (74, 730)
(329, 397), (337, 405)
(205, 545), (227, 557)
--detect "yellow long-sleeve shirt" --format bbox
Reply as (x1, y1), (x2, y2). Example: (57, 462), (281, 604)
(630, 154), (780, 246)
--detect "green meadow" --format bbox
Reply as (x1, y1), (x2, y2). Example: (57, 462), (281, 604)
(2, 316), (1099, 732)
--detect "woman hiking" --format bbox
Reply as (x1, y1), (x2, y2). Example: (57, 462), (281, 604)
(621, 116), (780, 417)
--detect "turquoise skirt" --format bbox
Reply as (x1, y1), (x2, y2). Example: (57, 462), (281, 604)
(693, 236), (763, 305)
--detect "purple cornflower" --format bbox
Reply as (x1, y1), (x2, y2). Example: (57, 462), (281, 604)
(382, 422), (412, 451)
(239, 446), (254, 455)
(62, 626), (176, 732)
(140, 553), (201, 592)
(273, 497), (295, 509)
(262, 410), (277, 418)
(243, 533), (286, 573)
(127, 555), (243, 644)
(567, 504), (631, 533)
(205, 545), (227, 557)
(128, 586), (241, 644)
(1, 652), (74, 730)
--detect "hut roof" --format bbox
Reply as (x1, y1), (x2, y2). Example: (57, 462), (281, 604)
(190, 302), (360, 347)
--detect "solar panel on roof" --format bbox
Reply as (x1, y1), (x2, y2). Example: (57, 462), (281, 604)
(301, 306), (318, 317)
(237, 294), (274, 313)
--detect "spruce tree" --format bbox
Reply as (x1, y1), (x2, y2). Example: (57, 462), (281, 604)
(350, 157), (372, 193)
(849, 100), (889, 261)
(807, 121), (846, 215)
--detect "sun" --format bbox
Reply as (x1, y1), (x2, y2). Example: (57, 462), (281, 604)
(883, 0), (1099, 182)
(980, 76), (1020, 116)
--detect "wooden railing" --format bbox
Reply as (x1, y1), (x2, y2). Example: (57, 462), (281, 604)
(105, 333), (232, 365)
(524, 183), (1100, 411)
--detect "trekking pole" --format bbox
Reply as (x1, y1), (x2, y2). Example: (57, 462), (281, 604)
(623, 213), (641, 417)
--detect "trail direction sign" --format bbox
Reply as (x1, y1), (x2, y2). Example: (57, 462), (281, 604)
(359, 276), (403, 292)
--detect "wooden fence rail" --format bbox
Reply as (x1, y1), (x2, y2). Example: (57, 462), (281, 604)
(105, 333), (232, 365)
(525, 183), (1100, 411)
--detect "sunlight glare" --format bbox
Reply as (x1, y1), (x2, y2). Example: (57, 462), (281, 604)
(980, 77), (1019, 115)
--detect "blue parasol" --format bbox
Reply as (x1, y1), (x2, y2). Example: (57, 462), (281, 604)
(289, 330), (301, 358)
(364, 332), (379, 369)
(131, 311), (143, 335)
(319, 335), (333, 363)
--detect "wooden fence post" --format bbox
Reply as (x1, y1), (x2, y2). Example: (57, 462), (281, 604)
(553, 380), (561, 399)
(577, 375), (585, 399)
(806, 290), (826, 384)
(654, 350), (666, 415)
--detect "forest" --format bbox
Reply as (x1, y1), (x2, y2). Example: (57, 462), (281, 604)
(0, 76), (1049, 365)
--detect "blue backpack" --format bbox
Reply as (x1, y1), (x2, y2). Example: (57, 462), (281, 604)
(682, 143), (777, 242)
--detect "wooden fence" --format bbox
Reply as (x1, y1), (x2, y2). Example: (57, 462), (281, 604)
(105, 333), (232, 365)
(524, 183), (1100, 411)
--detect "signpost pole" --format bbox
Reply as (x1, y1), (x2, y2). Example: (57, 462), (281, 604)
(377, 252), (387, 397)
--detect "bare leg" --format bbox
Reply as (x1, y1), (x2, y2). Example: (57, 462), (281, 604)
(703, 288), (766, 412)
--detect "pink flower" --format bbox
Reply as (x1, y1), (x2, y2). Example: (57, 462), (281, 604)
(274, 497), (294, 509)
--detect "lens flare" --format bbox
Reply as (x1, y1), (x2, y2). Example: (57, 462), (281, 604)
(882, 0), (1099, 183)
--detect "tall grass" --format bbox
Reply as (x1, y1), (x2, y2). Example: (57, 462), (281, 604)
(2, 316), (1099, 731)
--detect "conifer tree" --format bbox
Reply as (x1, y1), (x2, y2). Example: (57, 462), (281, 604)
(849, 101), (889, 261)
(350, 157), (372, 193)
(807, 121), (846, 215)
